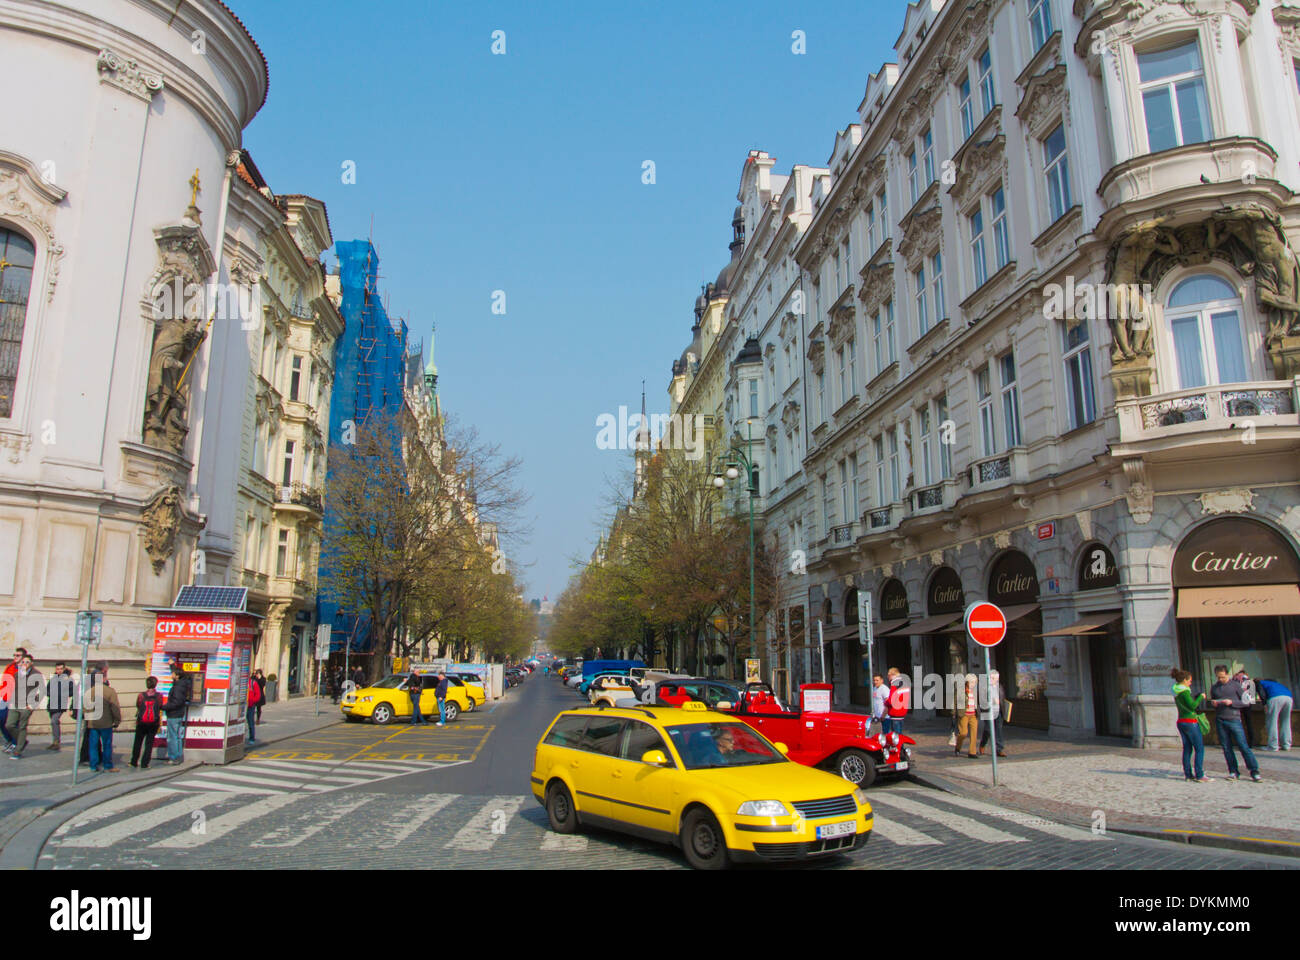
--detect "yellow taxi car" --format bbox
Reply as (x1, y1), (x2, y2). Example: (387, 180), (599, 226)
(341, 673), (471, 725)
(530, 702), (872, 869)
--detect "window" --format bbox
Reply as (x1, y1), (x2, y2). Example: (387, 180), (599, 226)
(877, 189), (889, 241)
(931, 252), (946, 323)
(276, 529), (290, 577)
(820, 474), (831, 535)
(991, 188), (1011, 271)
(914, 264), (929, 337)
(544, 715), (589, 748)
(922, 128), (935, 192)
(1164, 274), (1248, 387)
(978, 46), (996, 116)
(840, 238), (850, 291)
(244, 517), (257, 569)
(836, 347), (847, 408)
(970, 208), (988, 288)
(887, 429), (901, 502)
(253, 422), (265, 474)
(1029, 0), (1053, 51)
(999, 351), (1022, 447)
(1295, 60), (1300, 94)
(1043, 125), (1072, 222)
(936, 395), (953, 478)
(290, 355), (302, 401)
(959, 76), (975, 141)
(831, 250), (841, 296)
(1063, 318), (1096, 429)
(581, 716), (625, 755)
(884, 300), (896, 367)
(282, 440), (295, 487)
(908, 148), (920, 206)
(0, 228), (36, 419)
(867, 202), (879, 252)
(749, 379), (758, 417)
(839, 459), (850, 521)
(815, 281), (822, 320)
(850, 453), (860, 519)
(621, 720), (671, 763)
(918, 407), (934, 486)
(1138, 40), (1211, 152)
(874, 436), (887, 507)
(977, 366), (996, 456)
(816, 370), (825, 423)
(847, 337), (857, 396)
(784, 345), (792, 386)
(260, 522), (270, 570)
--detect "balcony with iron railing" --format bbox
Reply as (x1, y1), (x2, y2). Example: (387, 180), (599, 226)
(966, 446), (1030, 496)
(909, 477), (961, 516)
(275, 482), (324, 515)
(1114, 378), (1300, 460)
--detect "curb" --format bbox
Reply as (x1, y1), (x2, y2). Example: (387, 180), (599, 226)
(0, 712), (341, 870)
(906, 768), (1300, 861)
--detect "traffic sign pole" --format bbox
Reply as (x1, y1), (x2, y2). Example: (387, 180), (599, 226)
(965, 601), (1007, 789)
(985, 645), (998, 787)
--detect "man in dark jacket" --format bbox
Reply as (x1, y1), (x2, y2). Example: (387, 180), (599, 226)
(330, 666), (343, 703)
(46, 663), (75, 751)
(353, 666), (365, 689)
(5, 654), (43, 759)
(1210, 665), (1261, 782)
(435, 671), (449, 726)
(163, 661), (192, 765)
(131, 676), (163, 769)
(407, 670), (425, 724)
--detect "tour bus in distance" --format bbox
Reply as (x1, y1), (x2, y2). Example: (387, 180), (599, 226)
(580, 659), (646, 680)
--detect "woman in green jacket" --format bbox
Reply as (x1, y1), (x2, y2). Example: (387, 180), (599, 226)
(1171, 668), (1212, 782)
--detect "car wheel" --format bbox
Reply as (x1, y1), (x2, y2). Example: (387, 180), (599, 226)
(836, 748), (877, 788)
(546, 781), (578, 834)
(444, 701), (460, 722)
(372, 703), (394, 726)
(681, 809), (729, 871)
(464, 698), (475, 712)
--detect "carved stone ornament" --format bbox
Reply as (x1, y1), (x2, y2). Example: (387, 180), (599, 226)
(929, 549), (944, 566)
(943, 0), (993, 67)
(807, 338), (826, 374)
(1276, 4), (1300, 61)
(142, 484), (183, 575)
(1279, 504), (1300, 540)
(1122, 458), (1154, 524)
(0, 154), (67, 303)
(952, 136), (1006, 207)
(142, 224), (215, 455)
(993, 530), (1012, 550)
(827, 304), (855, 346)
(898, 205), (943, 266)
(96, 48), (164, 102)
(0, 430), (32, 465)
(781, 400), (801, 433)
(1198, 487), (1256, 515)
(1014, 63), (1067, 137)
(858, 262), (895, 312)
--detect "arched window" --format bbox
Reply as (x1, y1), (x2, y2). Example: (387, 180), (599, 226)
(1163, 273), (1248, 388)
(0, 227), (35, 418)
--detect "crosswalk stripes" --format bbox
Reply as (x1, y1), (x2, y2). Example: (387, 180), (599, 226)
(897, 788), (1098, 842)
(51, 788), (174, 839)
(867, 811), (943, 846)
(444, 796), (528, 852)
(59, 792), (227, 848)
(381, 795), (457, 848)
(252, 795), (373, 848)
(158, 757), (449, 796)
(868, 791), (1028, 844)
(152, 793), (302, 849)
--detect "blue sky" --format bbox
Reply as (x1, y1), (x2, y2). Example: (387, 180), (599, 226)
(236, 0), (898, 600)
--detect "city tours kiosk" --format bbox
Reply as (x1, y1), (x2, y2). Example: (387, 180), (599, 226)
(146, 586), (262, 764)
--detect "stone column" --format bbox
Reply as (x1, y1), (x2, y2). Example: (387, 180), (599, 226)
(261, 602), (291, 702)
(1213, 14), (1251, 139)
(1099, 42), (1135, 165)
(1120, 582), (1180, 749)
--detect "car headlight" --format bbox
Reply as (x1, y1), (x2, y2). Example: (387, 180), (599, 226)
(737, 800), (790, 817)
(360, 696), (373, 703)
(852, 788), (869, 806)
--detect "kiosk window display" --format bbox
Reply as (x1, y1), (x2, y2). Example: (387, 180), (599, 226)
(146, 586), (262, 765)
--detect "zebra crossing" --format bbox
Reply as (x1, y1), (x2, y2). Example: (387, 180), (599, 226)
(43, 782), (1097, 867)
(152, 756), (456, 797)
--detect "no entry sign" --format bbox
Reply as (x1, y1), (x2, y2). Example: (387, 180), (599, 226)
(965, 601), (1007, 647)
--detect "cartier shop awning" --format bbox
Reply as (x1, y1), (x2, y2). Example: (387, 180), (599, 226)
(1177, 584), (1300, 618)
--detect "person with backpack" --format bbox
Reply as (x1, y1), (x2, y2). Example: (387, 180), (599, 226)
(246, 671), (263, 745)
(254, 669), (267, 722)
(130, 677), (163, 769)
(407, 669), (425, 724)
(163, 661), (192, 765)
(884, 667), (910, 737)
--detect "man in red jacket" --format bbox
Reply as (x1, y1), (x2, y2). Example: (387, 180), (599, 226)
(246, 673), (263, 746)
(884, 667), (911, 738)
(1, 647), (26, 753)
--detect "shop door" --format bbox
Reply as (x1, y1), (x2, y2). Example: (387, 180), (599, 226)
(288, 628), (301, 694)
(885, 636), (912, 675)
(849, 640), (871, 708)
(1088, 630), (1131, 738)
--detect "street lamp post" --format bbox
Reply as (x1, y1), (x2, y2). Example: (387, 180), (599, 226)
(713, 418), (758, 676)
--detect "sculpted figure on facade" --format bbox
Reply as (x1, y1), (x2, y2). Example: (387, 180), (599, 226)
(1208, 205), (1300, 340)
(1105, 220), (1181, 361)
(143, 297), (206, 453)
(142, 484), (183, 574)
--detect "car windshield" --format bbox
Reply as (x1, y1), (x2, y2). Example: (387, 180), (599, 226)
(663, 722), (785, 770)
(371, 676), (405, 689)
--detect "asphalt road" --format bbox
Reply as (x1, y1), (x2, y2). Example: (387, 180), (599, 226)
(37, 676), (1300, 870)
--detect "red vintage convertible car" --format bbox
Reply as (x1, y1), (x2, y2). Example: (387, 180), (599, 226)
(720, 682), (915, 787)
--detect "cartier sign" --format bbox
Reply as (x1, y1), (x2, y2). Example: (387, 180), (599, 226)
(880, 579), (909, 618)
(1173, 518), (1300, 588)
(988, 551), (1039, 605)
(927, 567), (965, 614)
(1078, 543), (1120, 590)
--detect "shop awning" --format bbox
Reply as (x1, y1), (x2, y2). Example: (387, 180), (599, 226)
(872, 618), (911, 637)
(162, 639), (224, 654)
(1177, 584), (1300, 618)
(1038, 611), (1121, 637)
(893, 612), (963, 635)
(820, 624), (859, 643)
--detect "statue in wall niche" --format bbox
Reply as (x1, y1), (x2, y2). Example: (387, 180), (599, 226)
(143, 287), (207, 454)
(1208, 206), (1300, 340)
(1106, 220), (1181, 362)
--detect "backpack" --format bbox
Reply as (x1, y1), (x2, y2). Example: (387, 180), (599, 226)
(140, 691), (160, 725)
(248, 677), (262, 705)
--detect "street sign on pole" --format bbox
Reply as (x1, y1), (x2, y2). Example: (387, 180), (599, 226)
(856, 592), (873, 694)
(964, 601), (1006, 786)
(70, 610), (102, 786)
(315, 623), (332, 660)
(817, 620), (826, 684)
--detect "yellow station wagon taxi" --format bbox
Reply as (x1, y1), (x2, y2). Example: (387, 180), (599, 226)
(530, 702), (872, 869)
(341, 673), (471, 725)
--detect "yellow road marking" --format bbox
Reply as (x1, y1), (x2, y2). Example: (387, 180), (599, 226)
(1161, 828), (1300, 848)
(467, 725), (495, 763)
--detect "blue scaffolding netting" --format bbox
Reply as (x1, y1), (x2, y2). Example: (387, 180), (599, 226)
(316, 240), (409, 656)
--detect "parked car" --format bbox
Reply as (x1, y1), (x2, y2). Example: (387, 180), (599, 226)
(720, 682), (915, 787)
(654, 678), (743, 710)
(588, 675), (635, 706)
(340, 673), (471, 725)
(444, 674), (487, 711)
(532, 701), (872, 869)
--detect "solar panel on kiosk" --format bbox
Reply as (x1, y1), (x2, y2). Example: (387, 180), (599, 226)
(173, 585), (248, 611)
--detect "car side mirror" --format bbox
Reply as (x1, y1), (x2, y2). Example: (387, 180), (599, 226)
(774, 742), (790, 755)
(641, 750), (669, 766)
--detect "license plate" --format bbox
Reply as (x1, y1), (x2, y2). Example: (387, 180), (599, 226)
(816, 820), (856, 839)
(894, 761), (909, 771)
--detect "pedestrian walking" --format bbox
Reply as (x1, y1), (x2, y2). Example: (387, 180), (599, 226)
(353, 666), (365, 689)
(46, 663), (75, 751)
(884, 667), (910, 737)
(130, 677), (163, 769)
(979, 669), (1009, 757)
(254, 669), (267, 722)
(1, 647), (26, 752)
(1235, 670), (1258, 747)
(953, 674), (979, 759)
(5, 653), (43, 759)
(331, 666), (343, 703)
(1171, 668), (1212, 782)
(870, 674), (888, 738)
(435, 670), (449, 726)
(84, 669), (121, 772)
(1258, 678), (1293, 751)
(163, 661), (192, 765)
(1209, 665), (1262, 782)
(246, 672), (262, 745)
(408, 669), (425, 724)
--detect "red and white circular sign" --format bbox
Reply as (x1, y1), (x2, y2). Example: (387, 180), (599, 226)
(965, 602), (1007, 647)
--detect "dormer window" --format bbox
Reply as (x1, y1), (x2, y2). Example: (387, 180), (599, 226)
(1138, 39), (1211, 152)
